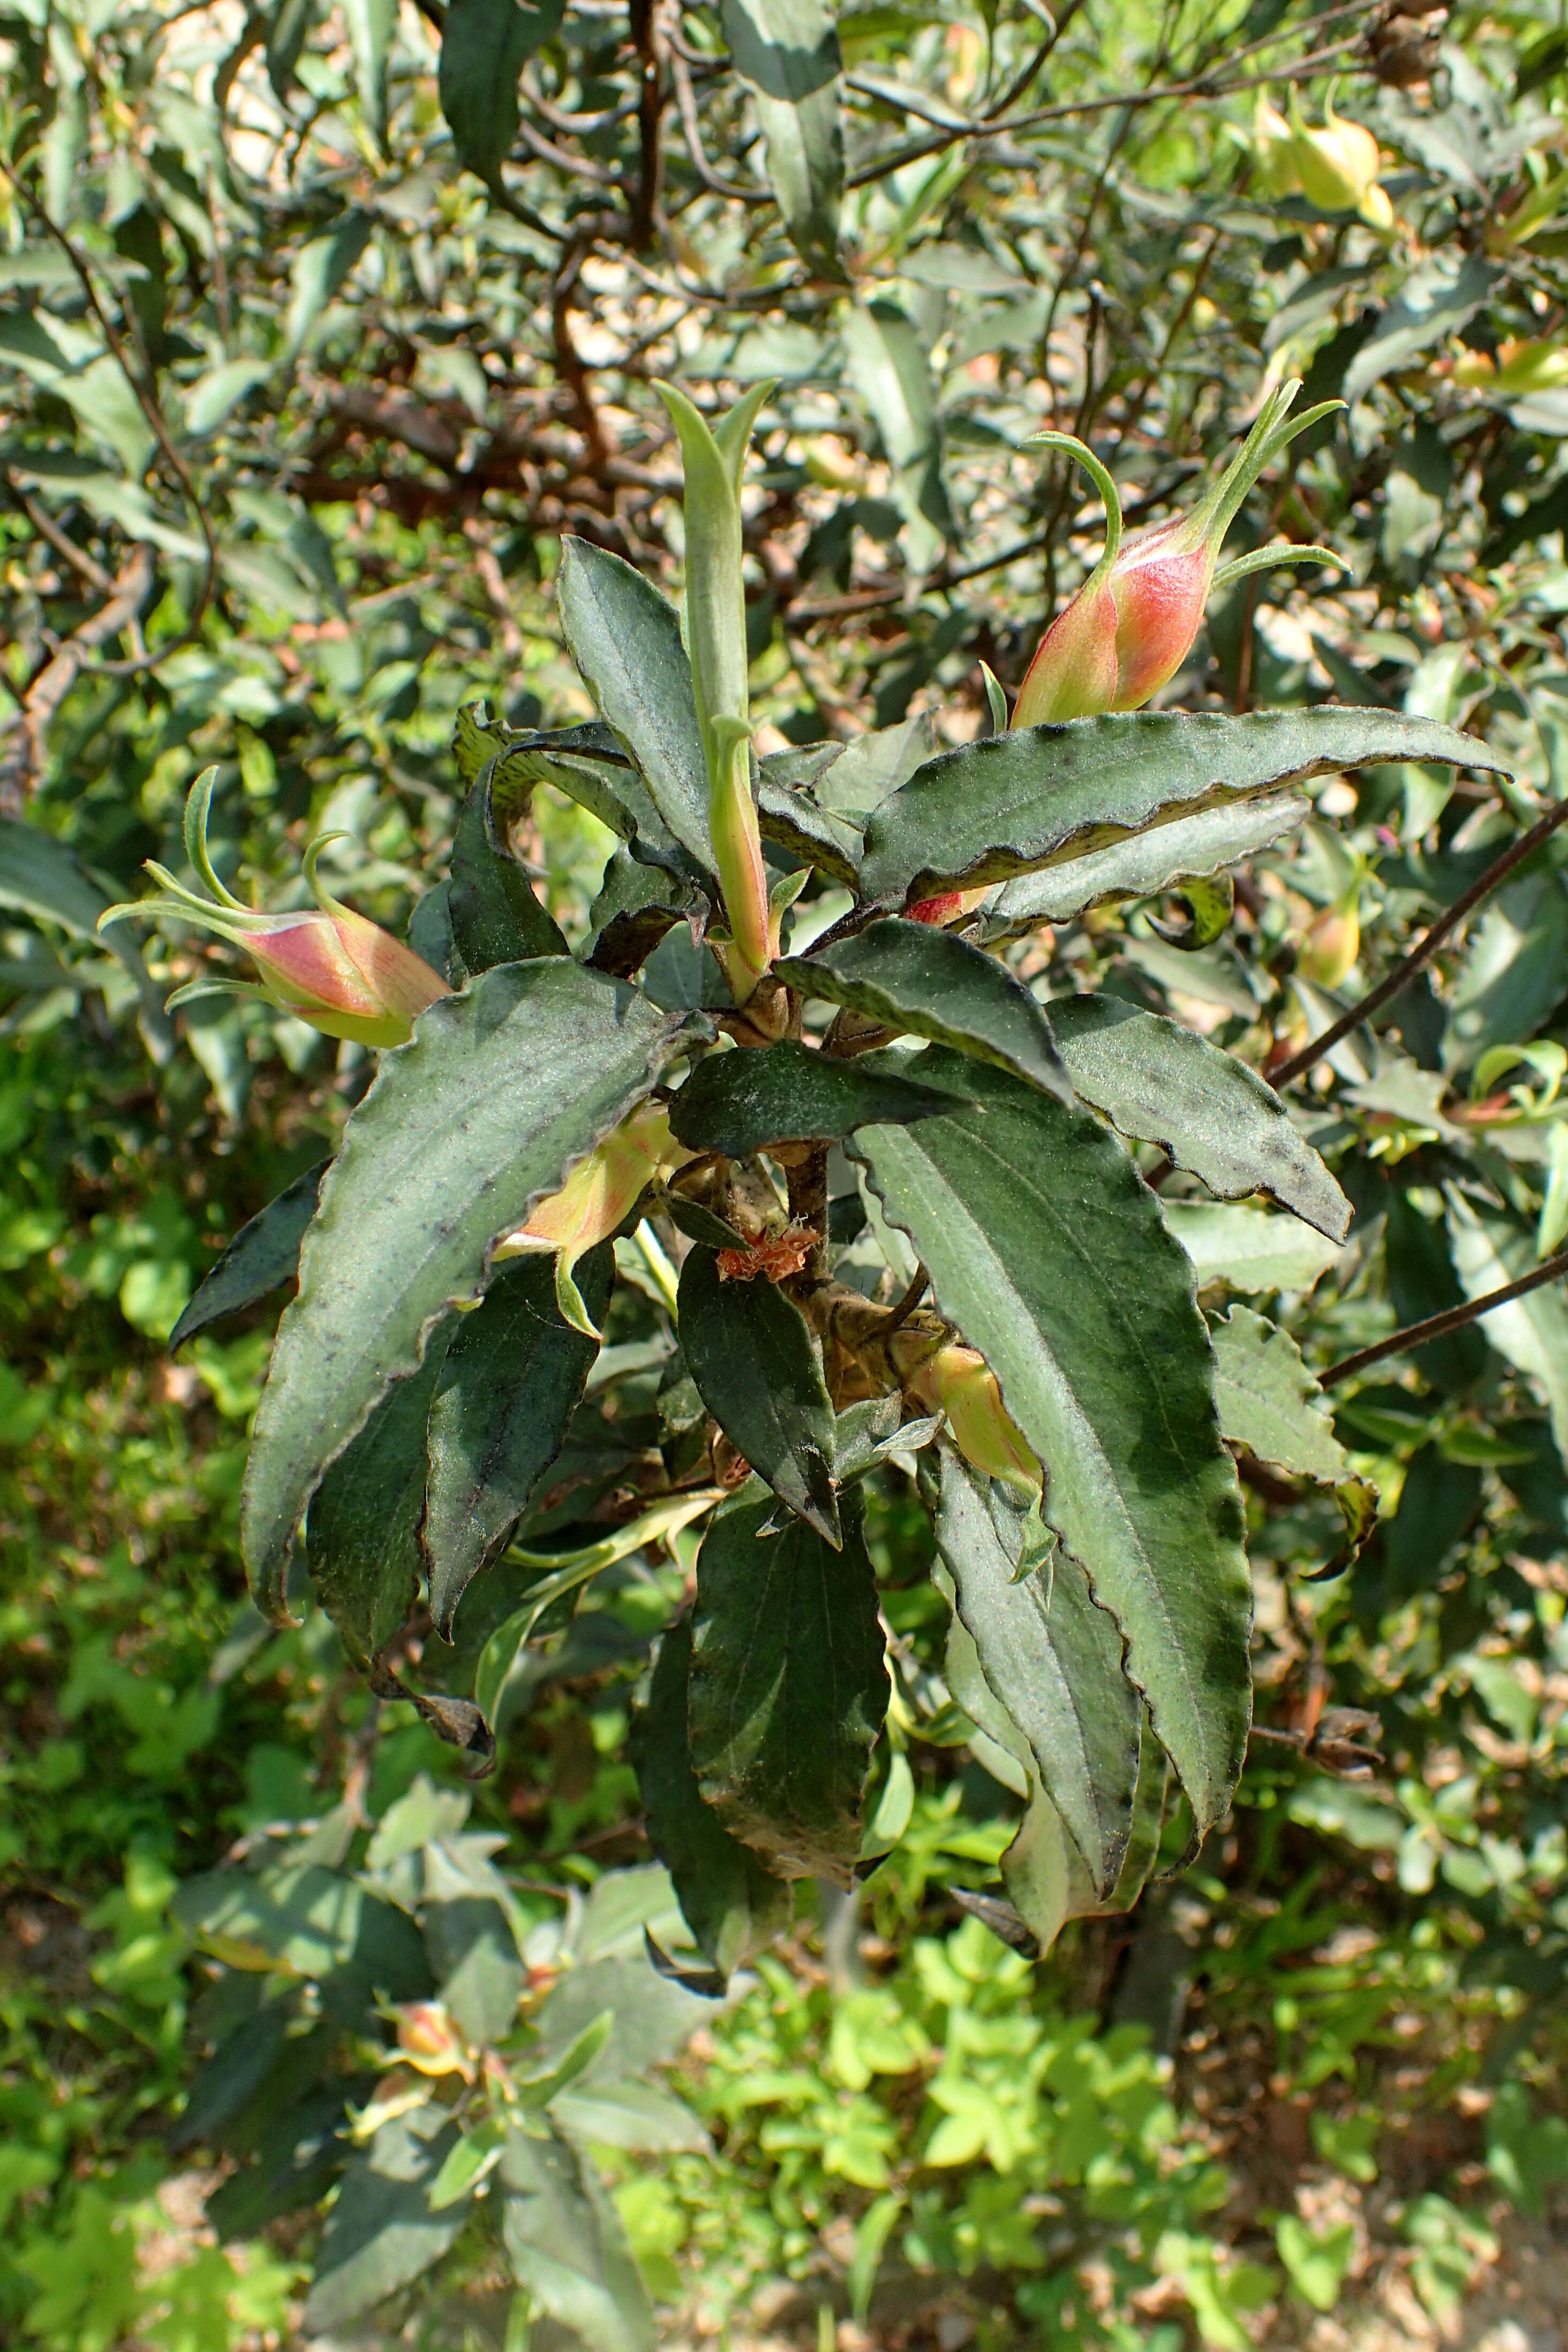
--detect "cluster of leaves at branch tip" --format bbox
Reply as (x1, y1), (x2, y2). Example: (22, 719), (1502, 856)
(136, 378), (1507, 1974)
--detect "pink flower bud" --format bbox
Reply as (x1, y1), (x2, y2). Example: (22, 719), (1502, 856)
(101, 771), (451, 1051)
(1013, 388), (1347, 730)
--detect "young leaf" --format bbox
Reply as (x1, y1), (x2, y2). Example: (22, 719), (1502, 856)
(720, 0), (846, 279)
(439, 0), (566, 190)
(981, 790), (1311, 938)
(500, 2121), (656, 2352)
(307, 1333), (452, 1673)
(242, 962), (711, 1622)
(778, 918), (1073, 1100)
(634, 1616), (791, 1975)
(555, 539), (715, 876)
(584, 847), (706, 979)
(854, 1052), (1252, 1836)
(668, 1036), (964, 1157)
(935, 1449), (1141, 1898)
(859, 710), (1509, 906)
(689, 1482), (888, 1883)
(303, 2108), (466, 2333)
(1209, 1306), (1348, 1483)
(1050, 995), (1351, 1241)
(677, 1246), (840, 1544)
(423, 1842), (525, 2047)
(448, 771), (567, 973)
(423, 1248), (612, 1637)
(169, 1160), (327, 1352)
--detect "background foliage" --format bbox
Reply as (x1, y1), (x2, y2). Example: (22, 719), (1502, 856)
(3, 0), (1568, 2342)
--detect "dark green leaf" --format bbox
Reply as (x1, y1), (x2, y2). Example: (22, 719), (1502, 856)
(585, 845), (706, 978)
(304, 2107), (465, 2333)
(859, 710), (1509, 906)
(448, 772), (568, 974)
(169, 1160), (326, 1353)
(669, 1035), (964, 1156)
(634, 1616), (790, 1974)
(423, 1249), (610, 1637)
(1209, 1306), (1348, 1483)
(307, 1333), (452, 1673)
(500, 2121), (656, 2352)
(555, 539), (715, 878)
(834, 1392), (941, 1482)
(266, 0), (318, 101)
(439, 0), (566, 189)
(689, 1482), (888, 1883)
(206, 2082), (359, 2237)
(242, 961), (711, 1621)
(854, 1052), (1251, 1834)
(661, 1192), (749, 1250)
(406, 883), (458, 984)
(1341, 254), (1497, 405)
(1050, 994), (1351, 1241)
(173, 1863), (430, 1999)
(721, 0), (845, 278)
(935, 1448), (1141, 1897)
(756, 771), (863, 886)
(677, 1246), (839, 1542)
(979, 791), (1310, 938)
(779, 917), (1072, 1099)
(1099, 1713), (1171, 1914)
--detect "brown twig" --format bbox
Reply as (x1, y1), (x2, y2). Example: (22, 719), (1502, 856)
(878, 1264), (931, 1337)
(0, 545), (156, 813)
(629, 0), (666, 248)
(1270, 791), (1568, 1088)
(1320, 1248), (1568, 1389)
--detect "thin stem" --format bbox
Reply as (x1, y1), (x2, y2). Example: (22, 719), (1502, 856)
(1271, 793), (1568, 1088)
(1320, 1248), (1568, 1389)
(878, 1264), (931, 1337)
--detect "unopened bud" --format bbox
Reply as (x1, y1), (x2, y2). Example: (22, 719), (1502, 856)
(1014, 391), (1348, 730)
(102, 771), (450, 1050)
(1298, 895), (1360, 990)
(1251, 91), (1301, 197)
(397, 2002), (474, 2079)
(901, 1338), (1039, 1491)
(1288, 89), (1393, 229)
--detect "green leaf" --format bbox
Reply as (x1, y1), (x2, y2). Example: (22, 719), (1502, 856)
(854, 1052), (1251, 1835)
(448, 773), (568, 974)
(1099, 1713), (1171, 1914)
(689, 1482), (888, 1882)
(266, 0), (318, 101)
(422, 1837), (526, 2046)
(285, 208), (373, 358)
(756, 771), (863, 886)
(1448, 1193), (1568, 1467)
(934, 1449), (1141, 1897)
(513, 2008), (614, 2106)
(343, 0), (397, 153)
(842, 300), (955, 565)
(1209, 1306), (1348, 1483)
(304, 2108), (465, 2333)
(931, 1557), (1095, 1947)
(1441, 871), (1568, 1074)
(551, 2076), (712, 2155)
(500, 2122), (657, 2352)
(169, 1161), (326, 1353)
(242, 961), (710, 1622)
(634, 1615), (791, 1975)
(173, 1859), (428, 1990)
(860, 710), (1509, 906)
(423, 1249), (611, 1637)
(307, 1331), (452, 1673)
(0, 815), (171, 1055)
(669, 1036), (964, 1157)
(1341, 253), (1496, 405)
(428, 2121), (504, 2211)
(1162, 1200), (1343, 1294)
(555, 539), (715, 876)
(1050, 995), (1351, 1241)
(677, 1246), (840, 1542)
(779, 918), (1072, 1099)
(585, 847), (705, 978)
(439, 0), (566, 189)
(721, 0), (846, 278)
